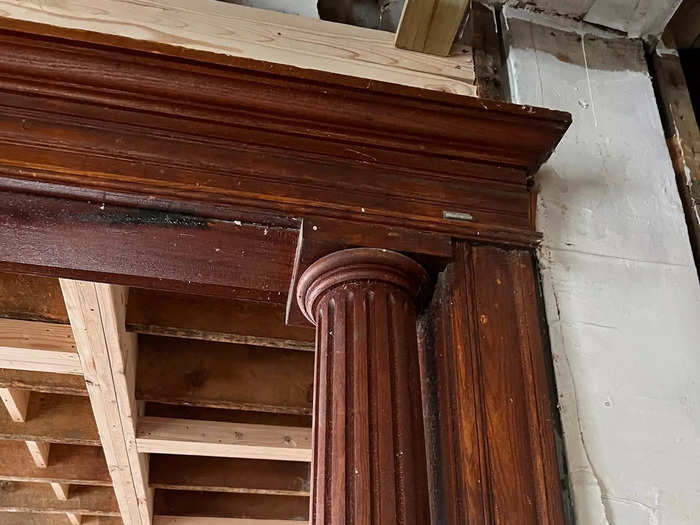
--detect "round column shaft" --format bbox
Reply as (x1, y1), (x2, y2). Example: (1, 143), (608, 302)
(297, 248), (430, 525)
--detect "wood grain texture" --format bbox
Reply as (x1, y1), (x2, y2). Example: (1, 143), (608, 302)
(0, 441), (110, 485)
(0, 193), (297, 302)
(471, 2), (507, 101)
(153, 491), (309, 521)
(0, 318), (76, 353)
(0, 272), (68, 323)
(0, 29), (570, 249)
(0, 482), (119, 516)
(0, 393), (99, 445)
(0, 514), (122, 525)
(422, 242), (565, 524)
(127, 289), (314, 351)
(137, 336), (314, 415)
(154, 518), (305, 525)
(136, 417), (312, 462)
(0, 388), (29, 422)
(395, 0), (471, 56)
(0, 0), (476, 95)
(149, 454), (309, 496)
(0, 370), (87, 396)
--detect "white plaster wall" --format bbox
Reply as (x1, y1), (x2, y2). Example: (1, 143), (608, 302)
(503, 7), (700, 525)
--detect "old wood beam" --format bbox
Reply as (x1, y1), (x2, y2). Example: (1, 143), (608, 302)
(0, 482), (120, 516)
(136, 417), (311, 462)
(395, 0), (471, 56)
(0, 370), (87, 396)
(60, 280), (152, 525)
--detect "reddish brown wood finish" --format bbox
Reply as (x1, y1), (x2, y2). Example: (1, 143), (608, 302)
(298, 249), (430, 525)
(424, 242), (564, 525)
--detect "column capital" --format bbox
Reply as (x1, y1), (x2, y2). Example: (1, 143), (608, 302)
(296, 247), (429, 325)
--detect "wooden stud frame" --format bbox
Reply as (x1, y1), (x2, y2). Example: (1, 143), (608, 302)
(0, 16), (570, 525)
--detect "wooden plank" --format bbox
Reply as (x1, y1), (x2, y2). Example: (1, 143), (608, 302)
(137, 336), (314, 415)
(395, 0), (471, 56)
(149, 454), (309, 496)
(127, 289), (314, 351)
(66, 513), (82, 525)
(0, 370), (87, 396)
(25, 440), (51, 468)
(0, 482), (119, 516)
(0, 318), (76, 353)
(0, 0), (476, 95)
(0, 393), (99, 445)
(50, 483), (70, 501)
(153, 491), (308, 521)
(0, 348), (82, 375)
(155, 518), (306, 525)
(60, 280), (153, 525)
(0, 441), (110, 486)
(136, 417), (312, 462)
(471, 2), (507, 101)
(0, 272), (68, 323)
(0, 387), (30, 422)
(144, 404), (311, 430)
(0, 514), (122, 525)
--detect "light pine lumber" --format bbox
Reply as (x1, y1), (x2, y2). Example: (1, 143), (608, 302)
(0, 347), (83, 375)
(0, 387), (30, 422)
(0, 318), (76, 352)
(60, 280), (153, 525)
(50, 482), (71, 501)
(67, 513), (83, 525)
(0, 482), (120, 515)
(395, 0), (471, 56)
(25, 440), (51, 468)
(0, 0), (475, 95)
(136, 417), (312, 462)
(0, 393), (99, 445)
(0, 514), (122, 525)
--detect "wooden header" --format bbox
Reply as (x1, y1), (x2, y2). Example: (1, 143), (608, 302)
(0, 24), (569, 247)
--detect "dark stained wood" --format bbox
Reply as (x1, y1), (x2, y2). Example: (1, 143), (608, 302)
(0, 393), (100, 446)
(0, 29), (569, 249)
(0, 272), (68, 323)
(297, 248), (430, 525)
(0, 482), (119, 516)
(0, 441), (110, 486)
(149, 454), (310, 496)
(127, 288), (314, 351)
(137, 336), (314, 415)
(153, 490), (309, 520)
(0, 192), (297, 302)
(423, 242), (565, 524)
(0, 370), (87, 397)
(471, 2), (507, 101)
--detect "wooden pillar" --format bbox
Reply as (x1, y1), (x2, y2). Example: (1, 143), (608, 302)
(297, 248), (430, 525)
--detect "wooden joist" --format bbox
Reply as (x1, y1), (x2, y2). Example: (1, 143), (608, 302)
(153, 491), (309, 521)
(60, 280), (152, 525)
(0, 272), (68, 323)
(127, 289), (314, 351)
(149, 454), (309, 496)
(136, 417), (312, 462)
(0, 482), (120, 516)
(395, 0), (471, 56)
(154, 518), (307, 524)
(0, 393), (99, 445)
(0, 370), (87, 396)
(0, 387), (29, 422)
(137, 336), (314, 415)
(0, 514), (122, 525)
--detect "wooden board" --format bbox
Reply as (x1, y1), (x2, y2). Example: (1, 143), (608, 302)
(0, 370), (87, 396)
(0, 272), (68, 323)
(0, 393), (99, 445)
(149, 455), (309, 496)
(0, 514), (122, 525)
(144, 404), (311, 429)
(153, 491), (309, 521)
(137, 336), (314, 415)
(154, 518), (305, 525)
(0, 0), (476, 95)
(136, 417), (312, 462)
(395, 0), (471, 56)
(0, 441), (110, 485)
(127, 289), (314, 351)
(0, 318), (76, 353)
(0, 482), (120, 515)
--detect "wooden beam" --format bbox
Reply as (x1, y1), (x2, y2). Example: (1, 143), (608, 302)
(0, 514), (122, 525)
(0, 370), (87, 396)
(0, 347), (82, 375)
(66, 513), (82, 525)
(0, 393), (99, 445)
(0, 387), (30, 422)
(127, 289), (314, 351)
(153, 491), (309, 521)
(25, 440), (51, 468)
(137, 336), (313, 415)
(149, 454), (309, 496)
(154, 518), (306, 525)
(0, 0), (476, 95)
(136, 417), (312, 462)
(0, 271), (69, 323)
(395, 0), (471, 56)
(0, 482), (119, 516)
(0, 441), (111, 486)
(0, 318), (76, 352)
(50, 483), (71, 501)
(60, 280), (153, 525)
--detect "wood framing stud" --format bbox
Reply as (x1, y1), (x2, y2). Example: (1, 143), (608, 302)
(60, 280), (153, 525)
(25, 440), (50, 468)
(67, 513), (82, 525)
(50, 482), (71, 501)
(0, 387), (30, 422)
(396, 0), (471, 56)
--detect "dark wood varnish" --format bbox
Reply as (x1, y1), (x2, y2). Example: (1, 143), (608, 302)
(298, 249), (430, 524)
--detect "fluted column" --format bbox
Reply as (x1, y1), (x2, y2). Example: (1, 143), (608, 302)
(297, 248), (430, 525)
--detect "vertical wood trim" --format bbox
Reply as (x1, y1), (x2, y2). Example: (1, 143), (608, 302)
(0, 387), (30, 422)
(60, 279), (153, 525)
